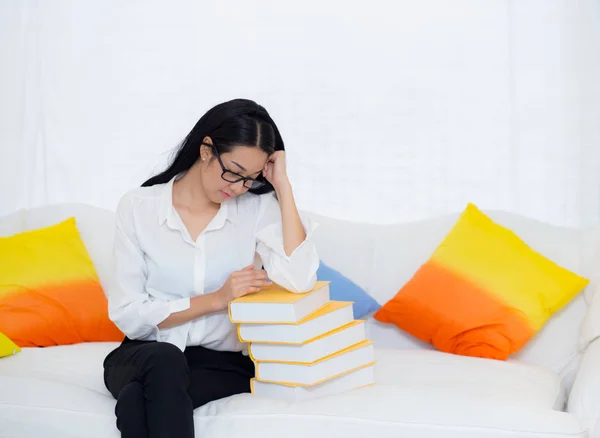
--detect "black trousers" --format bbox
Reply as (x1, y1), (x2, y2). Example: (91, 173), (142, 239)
(103, 337), (255, 438)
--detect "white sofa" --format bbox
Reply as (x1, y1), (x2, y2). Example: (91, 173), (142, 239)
(2, 202), (600, 438)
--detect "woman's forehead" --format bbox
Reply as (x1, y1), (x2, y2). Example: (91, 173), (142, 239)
(223, 146), (268, 173)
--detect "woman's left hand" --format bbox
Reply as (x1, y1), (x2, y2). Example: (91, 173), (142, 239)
(263, 151), (290, 192)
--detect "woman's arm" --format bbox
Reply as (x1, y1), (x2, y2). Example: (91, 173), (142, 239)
(275, 180), (306, 257)
(108, 192), (192, 339)
(157, 294), (221, 329)
(255, 151), (320, 293)
(263, 151), (306, 256)
(158, 265), (270, 329)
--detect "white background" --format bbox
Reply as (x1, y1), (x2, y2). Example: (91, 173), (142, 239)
(1, 0), (599, 227)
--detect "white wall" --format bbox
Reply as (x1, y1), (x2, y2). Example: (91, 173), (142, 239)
(1, 0), (599, 227)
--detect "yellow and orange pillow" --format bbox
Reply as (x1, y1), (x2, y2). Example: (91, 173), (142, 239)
(375, 203), (589, 360)
(0, 332), (20, 357)
(0, 217), (123, 347)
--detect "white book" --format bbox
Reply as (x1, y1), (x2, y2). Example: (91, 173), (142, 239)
(238, 300), (354, 344)
(228, 281), (330, 323)
(249, 320), (366, 363)
(251, 364), (375, 403)
(255, 340), (375, 386)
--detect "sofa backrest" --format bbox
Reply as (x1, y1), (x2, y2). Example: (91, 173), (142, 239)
(307, 209), (598, 388)
(0, 203), (118, 302)
(3, 203), (598, 389)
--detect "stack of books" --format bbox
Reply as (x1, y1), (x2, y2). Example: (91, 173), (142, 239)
(228, 281), (376, 402)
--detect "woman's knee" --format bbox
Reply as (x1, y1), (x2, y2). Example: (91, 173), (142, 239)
(115, 382), (147, 436)
(116, 381), (144, 412)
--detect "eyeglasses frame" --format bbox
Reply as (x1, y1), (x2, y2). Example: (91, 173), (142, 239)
(201, 142), (266, 190)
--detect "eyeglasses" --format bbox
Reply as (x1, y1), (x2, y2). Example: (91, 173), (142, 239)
(202, 142), (266, 190)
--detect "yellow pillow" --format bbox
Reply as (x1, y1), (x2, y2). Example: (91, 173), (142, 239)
(0, 217), (124, 347)
(375, 203), (589, 360)
(0, 332), (20, 357)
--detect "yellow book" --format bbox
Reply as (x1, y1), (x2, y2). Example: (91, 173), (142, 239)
(250, 364), (376, 402)
(248, 320), (367, 363)
(254, 340), (375, 386)
(237, 300), (354, 344)
(228, 281), (330, 323)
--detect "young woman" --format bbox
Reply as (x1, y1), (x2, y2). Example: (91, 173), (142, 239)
(103, 98), (319, 438)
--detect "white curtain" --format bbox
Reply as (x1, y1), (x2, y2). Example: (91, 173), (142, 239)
(1, 0), (599, 227)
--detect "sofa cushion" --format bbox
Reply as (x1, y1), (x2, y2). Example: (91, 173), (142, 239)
(0, 343), (583, 438)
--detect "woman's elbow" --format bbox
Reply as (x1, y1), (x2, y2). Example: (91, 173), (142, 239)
(115, 321), (152, 340)
(109, 306), (151, 340)
(289, 272), (318, 294)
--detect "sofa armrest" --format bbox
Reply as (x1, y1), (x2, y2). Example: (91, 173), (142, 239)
(568, 337), (600, 437)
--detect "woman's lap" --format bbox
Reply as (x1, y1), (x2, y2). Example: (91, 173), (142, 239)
(103, 337), (255, 408)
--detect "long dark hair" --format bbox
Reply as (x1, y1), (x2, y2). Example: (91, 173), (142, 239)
(142, 98), (284, 195)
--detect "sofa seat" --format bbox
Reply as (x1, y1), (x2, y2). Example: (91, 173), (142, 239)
(0, 342), (584, 438)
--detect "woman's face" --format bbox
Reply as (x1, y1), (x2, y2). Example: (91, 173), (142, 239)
(200, 140), (269, 204)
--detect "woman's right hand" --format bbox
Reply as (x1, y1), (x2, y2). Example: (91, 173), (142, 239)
(212, 264), (272, 311)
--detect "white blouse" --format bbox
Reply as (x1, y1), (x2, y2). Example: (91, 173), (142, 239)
(107, 175), (320, 352)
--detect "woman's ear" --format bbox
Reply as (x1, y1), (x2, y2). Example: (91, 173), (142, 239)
(200, 137), (213, 162)
(199, 145), (207, 161)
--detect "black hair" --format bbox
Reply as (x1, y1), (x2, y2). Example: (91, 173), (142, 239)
(142, 98), (284, 194)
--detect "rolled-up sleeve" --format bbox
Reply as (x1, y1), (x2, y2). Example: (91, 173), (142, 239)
(107, 193), (190, 339)
(254, 192), (320, 293)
